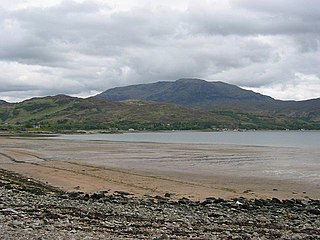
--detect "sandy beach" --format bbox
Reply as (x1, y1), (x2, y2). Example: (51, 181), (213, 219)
(0, 136), (319, 200)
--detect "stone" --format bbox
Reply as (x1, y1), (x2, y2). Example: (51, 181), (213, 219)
(243, 189), (253, 193)
(271, 198), (282, 204)
(68, 191), (83, 199)
(178, 197), (191, 205)
(154, 234), (170, 240)
(1, 174), (319, 240)
(90, 191), (105, 199)
(282, 199), (295, 206)
(164, 192), (175, 198)
(1, 208), (19, 215)
(9, 220), (23, 227)
(114, 191), (133, 196)
(308, 208), (320, 215)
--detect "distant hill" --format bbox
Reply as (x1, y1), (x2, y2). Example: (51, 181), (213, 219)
(0, 94), (319, 131)
(0, 95), (237, 131)
(1, 78), (320, 131)
(95, 78), (320, 120)
(96, 78), (274, 108)
(0, 100), (8, 104)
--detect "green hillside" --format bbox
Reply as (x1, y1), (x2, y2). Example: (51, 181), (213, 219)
(96, 78), (320, 120)
(0, 95), (231, 131)
(0, 95), (319, 132)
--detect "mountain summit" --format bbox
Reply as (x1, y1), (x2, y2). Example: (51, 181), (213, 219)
(95, 78), (274, 110)
(95, 78), (320, 119)
(1, 80), (319, 131)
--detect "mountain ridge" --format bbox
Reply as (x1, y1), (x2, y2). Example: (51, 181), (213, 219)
(95, 78), (320, 119)
(96, 78), (275, 104)
(1, 79), (320, 131)
(0, 94), (319, 131)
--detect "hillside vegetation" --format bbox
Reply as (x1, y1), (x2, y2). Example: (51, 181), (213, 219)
(0, 95), (320, 132)
(0, 95), (228, 131)
(96, 78), (320, 120)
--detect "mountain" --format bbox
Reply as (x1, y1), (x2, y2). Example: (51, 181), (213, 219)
(95, 78), (320, 120)
(95, 78), (274, 109)
(0, 94), (319, 131)
(0, 100), (8, 105)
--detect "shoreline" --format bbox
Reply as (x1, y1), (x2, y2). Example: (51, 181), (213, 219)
(1, 168), (320, 239)
(1, 128), (320, 137)
(54, 130), (320, 149)
(0, 137), (319, 200)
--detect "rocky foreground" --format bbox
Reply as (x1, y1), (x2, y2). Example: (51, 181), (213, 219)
(0, 169), (319, 240)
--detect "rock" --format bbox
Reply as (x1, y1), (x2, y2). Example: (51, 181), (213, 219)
(1, 177), (319, 240)
(154, 195), (168, 203)
(308, 208), (320, 215)
(155, 195), (167, 201)
(254, 199), (264, 206)
(271, 198), (282, 204)
(100, 190), (110, 194)
(154, 234), (170, 240)
(114, 191), (133, 196)
(68, 191), (83, 199)
(282, 199), (295, 206)
(1, 208), (19, 215)
(243, 189), (253, 193)
(213, 198), (225, 204)
(90, 191), (105, 200)
(164, 192), (175, 198)
(240, 203), (253, 210)
(9, 220), (24, 227)
(201, 199), (214, 206)
(178, 197), (191, 205)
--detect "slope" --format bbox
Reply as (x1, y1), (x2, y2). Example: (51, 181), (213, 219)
(95, 78), (320, 119)
(0, 95), (235, 131)
(95, 78), (274, 108)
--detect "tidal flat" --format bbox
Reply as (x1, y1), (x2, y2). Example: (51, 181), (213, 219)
(0, 136), (319, 200)
(1, 136), (320, 239)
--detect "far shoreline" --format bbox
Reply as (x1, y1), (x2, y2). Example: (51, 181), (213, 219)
(53, 129), (320, 149)
(1, 128), (320, 136)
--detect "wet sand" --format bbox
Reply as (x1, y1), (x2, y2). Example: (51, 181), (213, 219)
(0, 137), (319, 200)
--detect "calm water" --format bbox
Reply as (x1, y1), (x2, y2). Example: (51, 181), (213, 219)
(54, 131), (320, 188)
(56, 130), (320, 148)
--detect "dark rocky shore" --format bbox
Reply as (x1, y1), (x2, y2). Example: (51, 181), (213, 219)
(0, 169), (319, 239)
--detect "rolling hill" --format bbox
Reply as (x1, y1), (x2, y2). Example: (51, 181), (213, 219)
(95, 78), (320, 120)
(0, 95), (234, 131)
(0, 94), (319, 131)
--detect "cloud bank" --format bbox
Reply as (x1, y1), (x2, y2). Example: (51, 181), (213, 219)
(0, 0), (319, 102)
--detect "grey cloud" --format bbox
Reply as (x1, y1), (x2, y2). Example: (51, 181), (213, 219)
(0, 0), (319, 101)
(232, 0), (320, 20)
(293, 34), (320, 53)
(1, 2), (180, 67)
(186, 1), (320, 36)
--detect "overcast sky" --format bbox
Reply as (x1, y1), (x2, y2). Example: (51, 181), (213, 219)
(0, 0), (319, 102)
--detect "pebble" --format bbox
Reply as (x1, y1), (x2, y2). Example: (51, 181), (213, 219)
(0, 175), (319, 239)
(1, 208), (19, 215)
